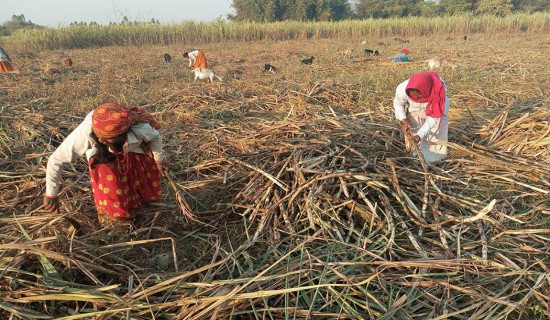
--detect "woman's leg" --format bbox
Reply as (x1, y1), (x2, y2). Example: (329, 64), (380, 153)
(89, 153), (161, 226)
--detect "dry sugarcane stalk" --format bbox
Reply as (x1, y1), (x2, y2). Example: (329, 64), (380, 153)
(4, 60), (550, 320)
(431, 192), (454, 259)
(405, 129), (433, 218)
(162, 170), (197, 223)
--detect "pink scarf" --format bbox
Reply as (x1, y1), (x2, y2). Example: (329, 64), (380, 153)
(406, 72), (446, 118)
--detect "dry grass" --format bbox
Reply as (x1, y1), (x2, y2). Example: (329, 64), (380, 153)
(1, 33), (549, 319)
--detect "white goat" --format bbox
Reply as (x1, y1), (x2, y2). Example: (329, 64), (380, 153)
(191, 67), (223, 82)
(427, 57), (457, 71)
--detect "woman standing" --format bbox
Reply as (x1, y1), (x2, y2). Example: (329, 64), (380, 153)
(393, 72), (449, 163)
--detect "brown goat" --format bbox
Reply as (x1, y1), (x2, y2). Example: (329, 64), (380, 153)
(63, 58), (73, 67)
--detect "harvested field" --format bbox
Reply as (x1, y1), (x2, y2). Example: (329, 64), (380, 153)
(1, 33), (550, 319)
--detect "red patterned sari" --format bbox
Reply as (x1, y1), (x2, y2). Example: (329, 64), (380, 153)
(90, 152), (161, 226)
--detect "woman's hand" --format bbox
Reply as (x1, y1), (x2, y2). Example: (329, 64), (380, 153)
(156, 162), (173, 176)
(408, 134), (421, 143)
(400, 119), (412, 134)
(43, 196), (60, 214)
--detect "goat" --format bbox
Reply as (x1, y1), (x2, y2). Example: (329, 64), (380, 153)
(427, 58), (439, 70)
(192, 67), (223, 82)
(394, 37), (410, 44)
(427, 57), (457, 72)
(342, 48), (353, 56)
(263, 64), (277, 73)
(463, 35), (468, 41)
(63, 58), (73, 67)
(364, 49), (379, 56)
(163, 53), (171, 63)
(301, 56), (314, 65)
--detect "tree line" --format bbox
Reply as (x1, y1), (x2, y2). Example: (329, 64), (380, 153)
(0, 15), (42, 36)
(229, 0), (550, 22)
(0, 15), (164, 36)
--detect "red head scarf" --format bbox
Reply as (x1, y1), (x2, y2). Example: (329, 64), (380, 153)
(402, 49), (410, 55)
(92, 103), (161, 138)
(405, 72), (446, 118)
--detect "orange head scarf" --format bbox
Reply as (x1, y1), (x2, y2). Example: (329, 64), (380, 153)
(405, 72), (446, 118)
(92, 103), (161, 138)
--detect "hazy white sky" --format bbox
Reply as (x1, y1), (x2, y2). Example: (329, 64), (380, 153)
(1, 0), (235, 27)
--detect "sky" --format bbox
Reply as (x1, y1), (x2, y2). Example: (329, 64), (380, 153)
(1, 0), (236, 27)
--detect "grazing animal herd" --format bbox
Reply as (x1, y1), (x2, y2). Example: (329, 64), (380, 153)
(0, 37), (467, 77)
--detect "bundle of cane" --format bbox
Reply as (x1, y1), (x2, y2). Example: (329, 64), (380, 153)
(162, 170), (196, 222)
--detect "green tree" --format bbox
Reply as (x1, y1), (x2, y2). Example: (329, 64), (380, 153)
(0, 14), (41, 36)
(437, 0), (476, 15)
(230, 0), (350, 21)
(355, 0), (423, 19)
(476, 0), (514, 15)
(298, 0), (319, 20)
(419, 0), (444, 17)
(328, 0), (351, 20)
(513, 0), (550, 12)
(279, 0), (299, 19)
(230, 0), (265, 21)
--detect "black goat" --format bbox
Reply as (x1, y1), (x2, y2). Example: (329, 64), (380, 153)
(163, 53), (171, 63)
(263, 63), (277, 73)
(364, 49), (379, 56)
(301, 56), (314, 65)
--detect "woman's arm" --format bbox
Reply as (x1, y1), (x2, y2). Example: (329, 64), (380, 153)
(131, 123), (163, 163)
(45, 115), (93, 197)
(415, 116), (438, 140)
(393, 80), (409, 121)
